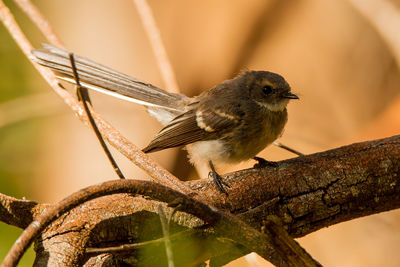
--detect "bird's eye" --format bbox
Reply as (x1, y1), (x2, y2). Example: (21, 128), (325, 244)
(262, 85), (273, 95)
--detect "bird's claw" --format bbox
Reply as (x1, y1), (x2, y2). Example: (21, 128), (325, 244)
(209, 171), (230, 195)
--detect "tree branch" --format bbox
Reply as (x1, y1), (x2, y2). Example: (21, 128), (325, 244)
(1, 135), (399, 265)
(191, 134), (400, 237)
(2, 179), (320, 267)
(132, 0), (180, 94)
(13, 0), (63, 47)
(0, 194), (42, 229)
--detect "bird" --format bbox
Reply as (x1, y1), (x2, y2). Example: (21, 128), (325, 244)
(32, 44), (299, 194)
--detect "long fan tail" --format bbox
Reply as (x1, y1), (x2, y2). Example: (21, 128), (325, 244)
(32, 44), (188, 113)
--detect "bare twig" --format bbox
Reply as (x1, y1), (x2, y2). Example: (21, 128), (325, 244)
(273, 141), (304, 156)
(1, 0), (193, 195)
(85, 230), (195, 255)
(13, 0), (63, 47)
(132, 0), (179, 94)
(158, 205), (175, 267)
(69, 53), (126, 179)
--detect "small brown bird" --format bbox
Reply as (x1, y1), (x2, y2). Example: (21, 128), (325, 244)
(33, 44), (299, 193)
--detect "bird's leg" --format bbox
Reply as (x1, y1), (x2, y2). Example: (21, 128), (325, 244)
(208, 160), (230, 195)
(253, 156), (279, 168)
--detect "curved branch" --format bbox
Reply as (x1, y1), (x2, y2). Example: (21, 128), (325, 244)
(2, 179), (319, 267)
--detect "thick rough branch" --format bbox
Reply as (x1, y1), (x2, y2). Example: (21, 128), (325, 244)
(3, 179), (320, 267)
(1, 135), (399, 266)
(192, 134), (400, 237)
(0, 194), (44, 229)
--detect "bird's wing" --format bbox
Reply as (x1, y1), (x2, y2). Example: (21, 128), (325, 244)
(142, 105), (243, 153)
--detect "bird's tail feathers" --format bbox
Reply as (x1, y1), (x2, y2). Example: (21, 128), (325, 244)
(32, 44), (188, 115)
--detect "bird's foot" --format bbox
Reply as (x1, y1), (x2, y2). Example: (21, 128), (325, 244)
(253, 156), (279, 168)
(208, 170), (230, 195)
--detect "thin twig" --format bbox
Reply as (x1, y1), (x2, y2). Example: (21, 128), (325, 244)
(158, 205), (175, 267)
(86, 230), (195, 255)
(13, 0), (63, 47)
(1, 0), (192, 195)
(273, 142), (304, 156)
(132, 0), (179, 94)
(69, 53), (126, 179)
(2, 179), (321, 267)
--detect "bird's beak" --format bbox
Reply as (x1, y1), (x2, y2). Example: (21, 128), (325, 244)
(282, 92), (299, 99)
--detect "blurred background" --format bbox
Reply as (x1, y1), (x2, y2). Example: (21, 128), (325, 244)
(1, 0), (400, 266)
